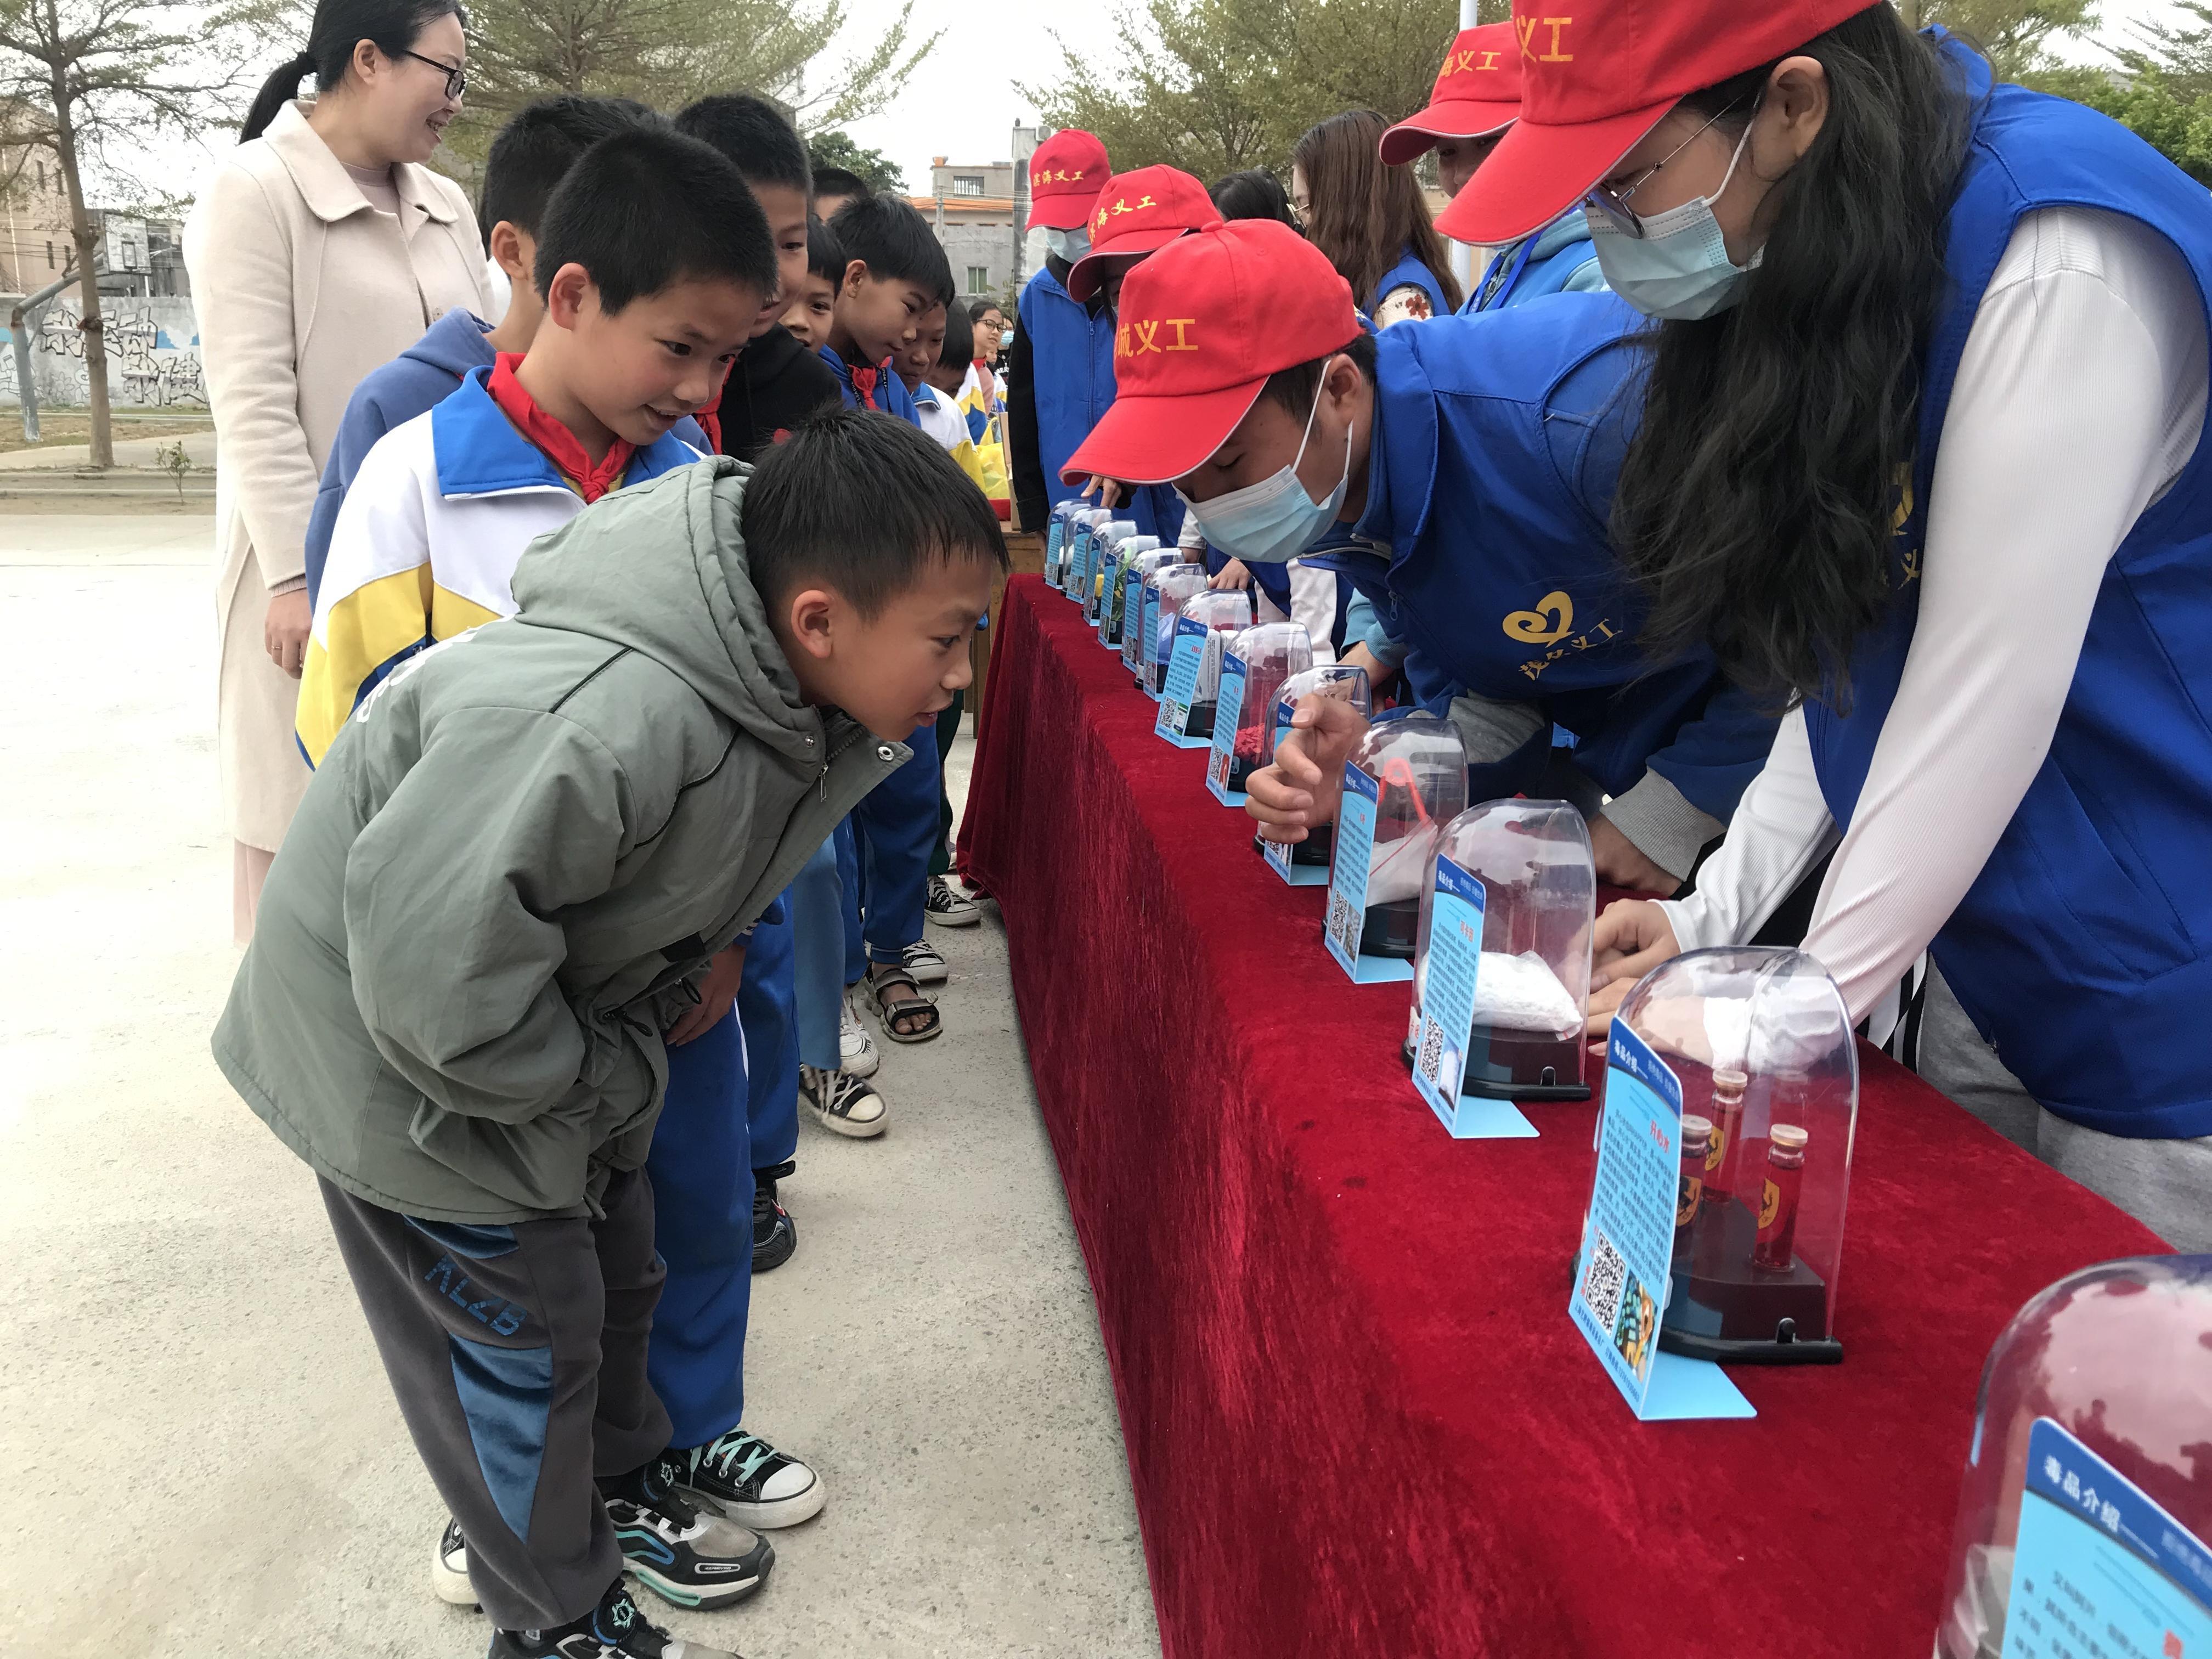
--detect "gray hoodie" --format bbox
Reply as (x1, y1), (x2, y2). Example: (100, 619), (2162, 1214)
(215, 459), (905, 1222)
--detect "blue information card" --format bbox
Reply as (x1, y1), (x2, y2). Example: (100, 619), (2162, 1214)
(1411, 857), (1537, 1139)
(1139, 589), (1165, 697)
(2001, 1417), (2212, 1659)
(1065, 524), (1092, 603)
(1321, 764), (1412, 984)
(1205, 656), (1249, 804)
(1046, 515), (1068, 590)
(1154, 617), (1213, 748)
(1122, 569), (1151, 673)
(1570, 1022), (1753, 1422)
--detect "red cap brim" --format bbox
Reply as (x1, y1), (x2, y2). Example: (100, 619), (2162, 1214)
(1434, 94), (1678, 244)
(1377, 101), (1519, 165)
(1061, 379), (1268, 487)
(1026, 194), (1096, 232)
(1065, 234), (1181, 301)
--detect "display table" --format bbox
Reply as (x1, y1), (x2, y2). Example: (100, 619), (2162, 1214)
(956, 576), (2169, 1659)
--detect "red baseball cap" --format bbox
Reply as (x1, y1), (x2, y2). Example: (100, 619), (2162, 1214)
(1065, 166), (1224, 301)
(1025, 129), (1111, 230)
(1061, 220), (1359, 487)
(1378, 24), (1522, 165)
(1437, 0), (1871, 245)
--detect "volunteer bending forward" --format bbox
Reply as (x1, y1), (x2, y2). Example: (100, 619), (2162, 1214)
(1442, 0), (2212, 1243)
(1062, 218), (1782, 894)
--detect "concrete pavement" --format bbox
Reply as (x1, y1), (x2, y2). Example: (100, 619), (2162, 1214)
(0, 514), (1160, 1659)
(0, 426), (217, 470)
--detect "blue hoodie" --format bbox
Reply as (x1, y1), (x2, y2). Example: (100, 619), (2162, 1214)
(1462, 209), (1607, 314)
(304, 309), (708, 609)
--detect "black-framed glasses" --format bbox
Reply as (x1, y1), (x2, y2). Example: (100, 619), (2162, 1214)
(1583, 99), (1743, 239)
(398, 48), (467, 100)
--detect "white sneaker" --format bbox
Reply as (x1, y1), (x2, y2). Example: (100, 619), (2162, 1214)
(431, 1519), (476, 1606)
(838, 993), (879, 1077)
(901, 938), (950, 985)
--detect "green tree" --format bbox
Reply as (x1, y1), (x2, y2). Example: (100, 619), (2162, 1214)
(443, 0), (939, 179)
(1904, 0), (2098, 80)
(2076, 1), (2212, 181)
(807, 128), (904, 193)
(1023, 0), (1472, 183)
(0, 0), (254, 465)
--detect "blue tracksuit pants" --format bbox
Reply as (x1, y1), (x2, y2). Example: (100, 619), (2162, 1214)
(848, 719), (939, 966)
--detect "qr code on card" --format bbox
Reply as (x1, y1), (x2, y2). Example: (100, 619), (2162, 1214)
(1415, 1015), (1445, 1085)
(1579, 1229), (1628, 1332)
(1327, 892), (1360, 961)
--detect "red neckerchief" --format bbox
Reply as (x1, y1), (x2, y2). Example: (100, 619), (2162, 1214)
(486, 352), (635, 503)
(848, 362), (880, 410)
(692, 359), (735, 454)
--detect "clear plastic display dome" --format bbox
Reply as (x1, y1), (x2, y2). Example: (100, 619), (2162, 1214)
(1333, 713), (1467, 961)
(1121, 550), (1186, 676)
(1256, 665), (1373, 868)
(1177, 590), (1258, 740)
(1045, 498), (1088, 591)
(1217, 623), (1312, 794)
(1934, 1255), (2212, 1659)
(1098, 534), (1161, 647)
(1064, 507), (1114, 605)
(1086, 520), (1141, 624)
(1408, 799), (1595, 1102)
(1610, 947), (1858, 1364)
(1144, 566), (1212, 697)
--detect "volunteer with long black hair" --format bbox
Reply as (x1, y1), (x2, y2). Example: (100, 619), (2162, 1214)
(1440, 1), (2212, 1244)
(1064, 218), (1782, 890)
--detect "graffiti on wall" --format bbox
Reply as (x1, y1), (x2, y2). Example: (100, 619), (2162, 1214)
(0, 296), (203, 408)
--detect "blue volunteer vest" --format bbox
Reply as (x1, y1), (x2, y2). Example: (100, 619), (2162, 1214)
(1373, 245), (1450, 318)
(1020, 265), (1183, 541)
(1804, 41), (2212, 1138)
(1315, 293), (1778, 816)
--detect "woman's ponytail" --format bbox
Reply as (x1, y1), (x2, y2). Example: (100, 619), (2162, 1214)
(236, 0), (466, 144)
(240, 50), (318, 143)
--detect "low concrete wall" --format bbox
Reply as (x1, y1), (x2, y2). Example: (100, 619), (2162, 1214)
(0, 295), (204, 409)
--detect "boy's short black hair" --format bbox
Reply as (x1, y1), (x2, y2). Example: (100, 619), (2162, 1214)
(810, 166), (871, 205)
(937, 296), (973, 367)
(479, 95), (661, 244)
(745, 409), (1008, 618)
(826, 195), (954, 306)
(672, 94), (810, 194)
(1261, 330), (1377, 417)
(805, 215), (843, 284)
(534, 127), (777, 313)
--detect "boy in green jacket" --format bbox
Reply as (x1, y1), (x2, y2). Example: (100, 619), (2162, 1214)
(213, 413), (1003, 1659)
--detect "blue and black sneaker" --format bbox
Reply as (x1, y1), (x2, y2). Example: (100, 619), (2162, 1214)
(487, 1578), (739, 1658)
(601, 1454), (774, 1611)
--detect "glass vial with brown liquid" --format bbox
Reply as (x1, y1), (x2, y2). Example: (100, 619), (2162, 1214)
(1752, 1123), (1810, 1273)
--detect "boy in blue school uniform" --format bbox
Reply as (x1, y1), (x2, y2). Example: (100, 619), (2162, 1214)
(810, 193), (964, 1058)
(1061, 220), (1778, 895)
(302, 95), (674, 613)
(299, 127), (829, 1619)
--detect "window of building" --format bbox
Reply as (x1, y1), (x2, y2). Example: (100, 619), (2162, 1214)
(36, 160), (46, 190)
(952, 174), (985, 198)
(967, 266), (991, 295)
(46, 240), (56, 268)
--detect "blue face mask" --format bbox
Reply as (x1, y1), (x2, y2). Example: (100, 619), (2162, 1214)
(1044, 226), (1091, 262)
(1585, 118), (1761, 321)
(1177, 380), (1353, 565)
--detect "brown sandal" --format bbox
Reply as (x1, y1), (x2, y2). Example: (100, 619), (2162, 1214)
(866, 962), (941, 1043)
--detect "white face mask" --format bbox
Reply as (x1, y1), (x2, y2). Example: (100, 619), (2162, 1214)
(1585, 116), (1763, 321)
(1044, 225), (1091, 262)
(1176, 377), (1354, 565)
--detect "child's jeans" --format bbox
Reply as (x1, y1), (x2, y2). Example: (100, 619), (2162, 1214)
(319, 1167), (668, 1630)
(789, 837), (847, 1071)
(849, 720), (939, 966)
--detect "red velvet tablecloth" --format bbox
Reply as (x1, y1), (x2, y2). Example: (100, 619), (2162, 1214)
(955, 576), (2167, 1659)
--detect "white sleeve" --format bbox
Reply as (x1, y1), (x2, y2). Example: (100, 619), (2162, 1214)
(1660, 707), (1840, 950)
(1287, 560), (1340, 665)
(1774, 209), (2204, 1023)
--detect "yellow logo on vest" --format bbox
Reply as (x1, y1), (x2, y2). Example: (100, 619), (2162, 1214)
(1504, 591), (1621, 681)
(1115, 319), (1200, 358)
(1889, 469), (1922, 586)
(1093, 193), (1161, 232)
(1516, 15), (1573, 61)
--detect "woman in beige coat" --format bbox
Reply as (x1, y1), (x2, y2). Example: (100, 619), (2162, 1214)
(185, 0), (488, 940)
